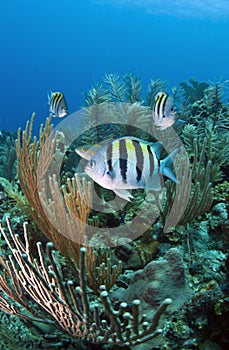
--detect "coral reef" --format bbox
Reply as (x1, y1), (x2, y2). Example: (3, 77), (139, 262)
(0, 218), (171, 347)
(0, 74), (229, 349)
(111, 248), (191, 314)
(180, 78), (209, 104)
(0, 130), (17, 181)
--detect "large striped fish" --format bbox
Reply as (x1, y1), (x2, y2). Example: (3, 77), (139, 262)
(153, 92), (178, 130)
(84, 136), (179, 201)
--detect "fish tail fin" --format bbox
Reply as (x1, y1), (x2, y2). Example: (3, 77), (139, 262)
(160, 149), (179, 184)
(47, 91), (53, 104)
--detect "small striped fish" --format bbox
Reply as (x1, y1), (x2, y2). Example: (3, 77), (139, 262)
(48, 91), (68, 118)
(153, 92), (177, 130)
(84, 136), (179, 201)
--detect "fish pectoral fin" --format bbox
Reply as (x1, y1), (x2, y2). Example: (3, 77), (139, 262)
(113, 189), (133, 201)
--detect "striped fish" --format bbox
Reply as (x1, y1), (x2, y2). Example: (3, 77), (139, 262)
(84, 136), (179, 201)
(48, 91), (68, 118)
(153, 92), (177, 130)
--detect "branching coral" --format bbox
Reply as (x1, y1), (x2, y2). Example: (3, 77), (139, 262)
(15, 114), (92, 273)
(180, 78), (209, 105)
(83, 73), (166, 110)
(0, 177), (29, 220)
(182, 123), (228, 183)
(7, 113), (122, 296)
(180, 80), (229, 183)
(0, 218), (171, 346)
(86, 246), (122, 295)
(163, 138), (213, 232)
(103, 73), (128, 102)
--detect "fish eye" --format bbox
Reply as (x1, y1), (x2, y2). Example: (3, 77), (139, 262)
(89, 160), (96, 168)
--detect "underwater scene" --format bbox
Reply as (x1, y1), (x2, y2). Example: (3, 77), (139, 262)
(0, 1), (229, 349)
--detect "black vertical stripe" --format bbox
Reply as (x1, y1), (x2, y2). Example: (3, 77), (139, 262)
(107, 142), (113, 173)
(53, 93), (60, 109)
(156, 94), (163, 116)
(161, 94), (168, 117)
(147, 145), (154, 177)
(55, 93), (63, 114)
(119, 139), (128, 183)
(156, 93), (168, 117)
(133, 140), (143, 182)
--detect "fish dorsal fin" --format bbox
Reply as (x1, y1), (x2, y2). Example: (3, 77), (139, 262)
(149, 141), (162, 159)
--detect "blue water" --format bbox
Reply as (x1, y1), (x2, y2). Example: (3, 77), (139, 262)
(1, 0), (229, 132)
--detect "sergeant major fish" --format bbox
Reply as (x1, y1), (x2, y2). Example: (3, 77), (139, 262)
(153, 92), (178, 130)
(48, 91), (68, 118)
(84, 136), (179, 201)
